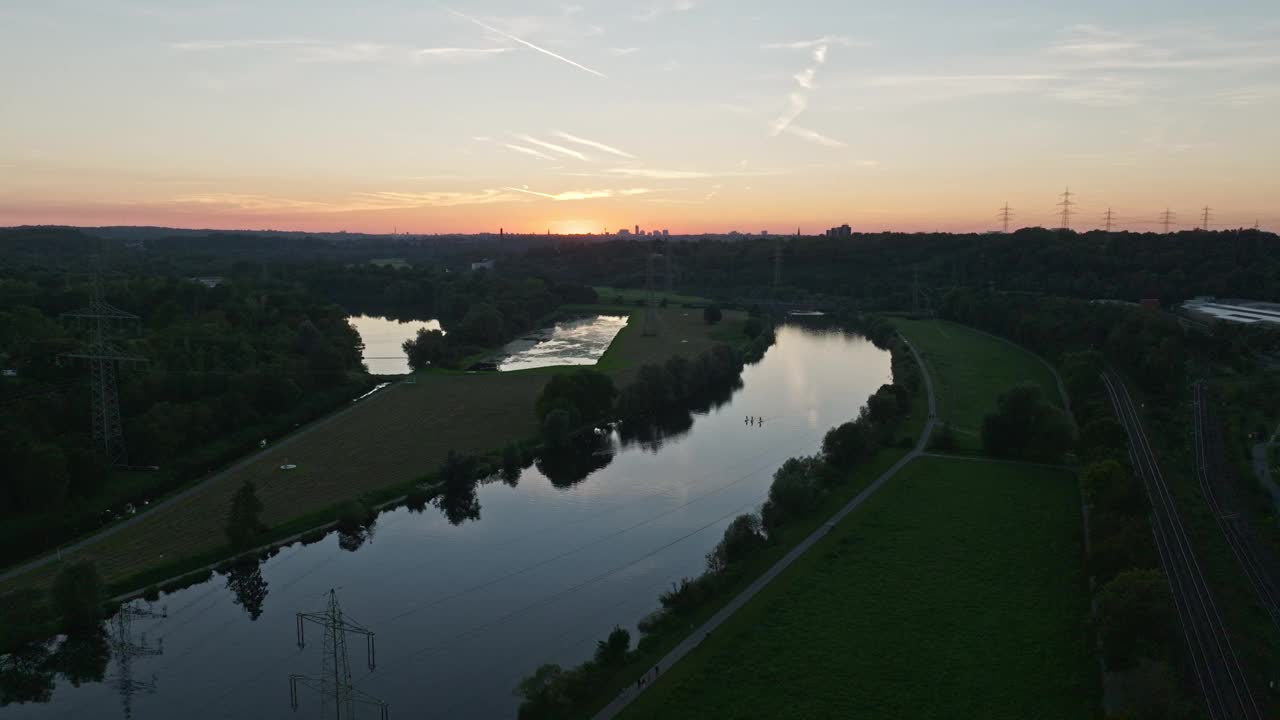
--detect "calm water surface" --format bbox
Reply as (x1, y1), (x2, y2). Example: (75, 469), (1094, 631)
(5, 325), (891, 720)
(496, 315), (629, 372)
(347, 315), (443, 375)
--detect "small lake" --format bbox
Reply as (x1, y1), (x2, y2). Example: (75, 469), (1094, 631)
(2, 324), (893, 720)
(347, 315), (443, 375)
(496, 315), (629, 372)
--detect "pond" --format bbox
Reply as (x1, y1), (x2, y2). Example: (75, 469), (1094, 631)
(495, 315), (629, 372)
(347, 315), (443, 375)
(2, 324), (893, 720)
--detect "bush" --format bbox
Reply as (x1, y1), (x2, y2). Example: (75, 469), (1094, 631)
(703, 304), (723, 324)
(51, 561), (105, 634)
(823, 419), (878, 469)
(762, 456), (824, 530)
(743, 317), (763, 338)
(593, 626), (631, 667)
(535, 369), (616, 424)
(1096, 569), (1175, 670)
(930, 422), (957, 451)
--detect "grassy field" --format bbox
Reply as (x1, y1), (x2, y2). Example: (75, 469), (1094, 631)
(620, 456), (1096, 720)
(593, 286), (712, 307)
(1, 305), (745, 593)
(892, 318), (1061, 450)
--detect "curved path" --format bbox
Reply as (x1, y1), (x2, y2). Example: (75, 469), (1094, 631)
(592, 336), (937, 720)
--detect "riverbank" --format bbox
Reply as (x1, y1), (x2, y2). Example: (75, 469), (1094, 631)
(0, 305), (750, 601)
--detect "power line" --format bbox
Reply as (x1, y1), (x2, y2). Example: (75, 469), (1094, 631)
(1056, 187), (1076, 230)
(997, 202), (1014, 233)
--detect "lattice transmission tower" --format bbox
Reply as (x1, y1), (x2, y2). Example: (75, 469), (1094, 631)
(108, 602), (167, 719)
(290, 589), (388, 720)
(1102, 207), (1116, 232)
(60, 266), (146, 466)
(1161, 209), (1177, 234)
(1057, 187), (1076, 230)
(997, 202), (1014, 233)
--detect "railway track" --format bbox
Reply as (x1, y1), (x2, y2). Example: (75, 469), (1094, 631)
(1192, 381), (1280, 635)
(1103, 373), (1262, 720)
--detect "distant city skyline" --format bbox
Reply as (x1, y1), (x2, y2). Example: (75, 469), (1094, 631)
(1, 1), (1278, 233)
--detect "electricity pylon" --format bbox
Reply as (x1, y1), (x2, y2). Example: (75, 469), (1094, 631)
(1200, 205), (1213, 230)
(1057, 187), (1075, 230)
(290, 589), (388, 720)
(1102, 207), (1116, 232)
(60, 266), (146, 466)
(1161, 209), (1177, 234)
(997, 202), (1014, 233)
(108, 602), (166, 719)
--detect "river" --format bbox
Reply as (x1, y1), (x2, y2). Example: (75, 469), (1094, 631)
(2, 324), (891, 719)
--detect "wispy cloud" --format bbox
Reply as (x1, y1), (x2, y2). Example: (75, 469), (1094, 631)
(353, 190), (524, 208)
(170, 193), (326, 211)
(170, 39), (512, 64)
(449, 9), (606, 78)
(608, 47), (640, 56)
(504, 143), (554, 160)
(784, 125), (846, 148)
(769, 36), (842, 138)
(517, 134), (590, 161)
(770, 92), (809, 136)
(762, 36), (860, 51)
(504, 186), (657, 201)
(602, 167), (793, 180)
(631, 0), (695, 23)
(553, 132), (636, 159)
(168, 189), (525, 213)
(794, 68), (816, 89)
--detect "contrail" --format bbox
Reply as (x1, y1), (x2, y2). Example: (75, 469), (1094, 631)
(449, 9), (607, 78)
(554, 131), (636, 159)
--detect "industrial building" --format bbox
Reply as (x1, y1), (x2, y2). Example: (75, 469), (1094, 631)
(1181, 297), (1280, 326)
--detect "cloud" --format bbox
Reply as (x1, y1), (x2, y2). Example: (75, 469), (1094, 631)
(783, 125), (846, 148)
(1047, 24), (1280, 71)
(168, 189), (526, 213)
(517, 134), (591, 161)
(608, 47), (640, 56)
(170, 193), (326, 211)
(794, 68), (816, 89)
(1048, 76), (1148, 106)
(761, 36), (859, 51)
(602, 167), (794, 180)
(631, 0), (695, 22)
(503, 143), (554, 160)
(352, 190), (525, 208)
(553, 132), (636, 159)
(504, 186), (657, 201)
(770, 91), (809, 136)
(170, 39), (512, 65)
(449, 9), (606, 78)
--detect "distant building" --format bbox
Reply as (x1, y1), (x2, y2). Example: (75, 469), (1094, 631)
(761, 230), (770, 236)
(1182, 297), (1280, 327)
(470, 259), (496, 271)
(661, 229), (670, 236)
(618, 228), (632, 236)
(825, 224), (852, 238)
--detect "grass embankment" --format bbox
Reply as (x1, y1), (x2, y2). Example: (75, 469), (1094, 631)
(593, 286), (712, 307)
(621, 456), (1095, 720)
(891, 318), (1061, 450)
(0, 305), (746, 596)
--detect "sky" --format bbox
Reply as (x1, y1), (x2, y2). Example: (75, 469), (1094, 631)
(1, 0), (1278, 234)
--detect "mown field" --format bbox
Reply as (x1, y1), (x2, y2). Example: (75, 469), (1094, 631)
(892, 318), (1061, 449)
(620, 456), (1096, 720)
(1, 305), (746, 592)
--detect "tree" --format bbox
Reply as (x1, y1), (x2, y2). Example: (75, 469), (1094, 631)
(981, 383), (1074, 462)
(706, 513), (766, 573)
(455, 303), (505, 347)
(225, 480), (265, 550)
(402, 328), (447, 370)
(593, 626), (631, 667)
(224, 558), (269, 621)
(535, 369), (616, 424)
(761, 456), (824, 530)
(50, 561), (105, 634)
(823, 420), (877, 469)
(743, 317), (763, 338)
(542, 408), (575, 449)
(1095, 569), (1175, 670)
(702, 304), (722, 324)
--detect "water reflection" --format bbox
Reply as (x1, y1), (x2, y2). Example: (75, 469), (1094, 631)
(221, 558), (269, 622)
(5, 324), (892, 720)
(496, 315), (628, 372)
(347, 315), (443, 375)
